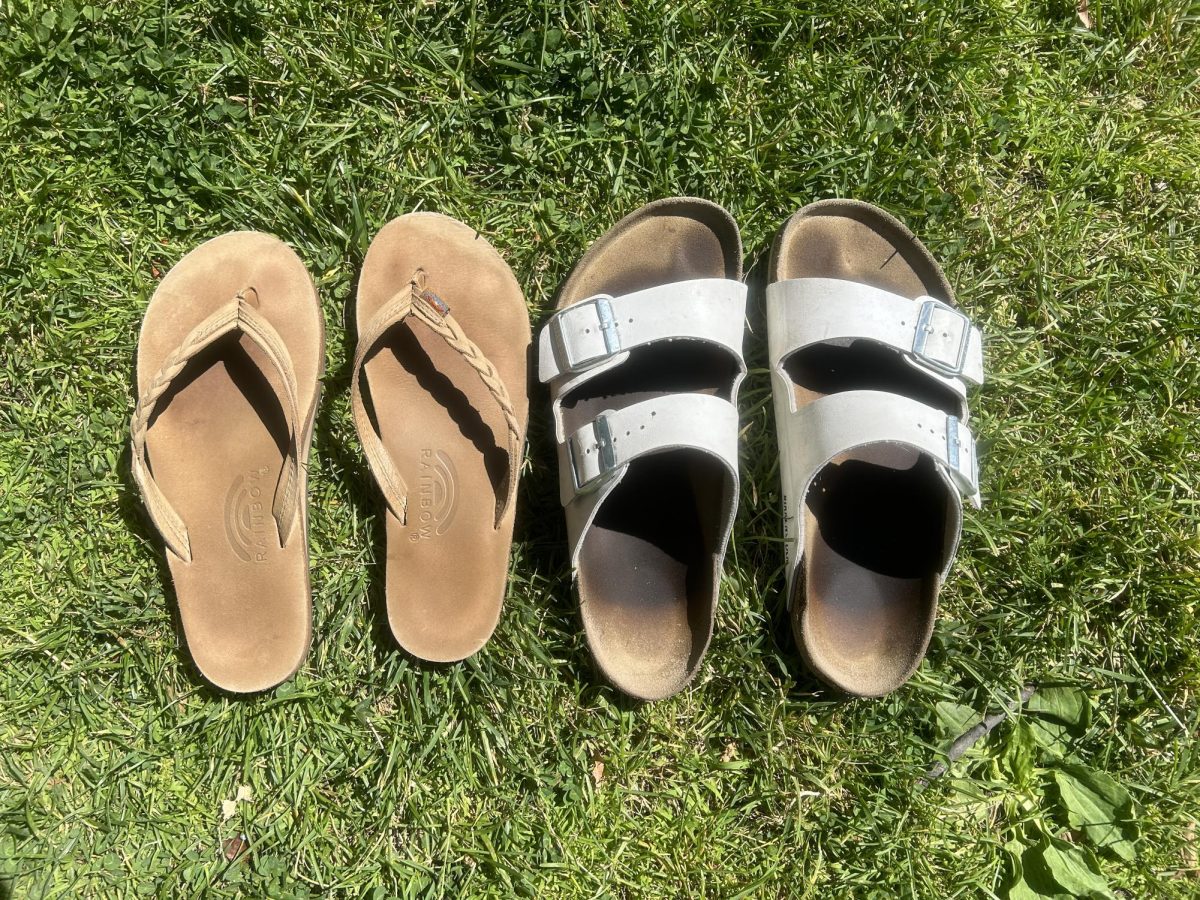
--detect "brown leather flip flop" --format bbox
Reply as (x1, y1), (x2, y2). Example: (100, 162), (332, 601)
(538, 198), (747, 700)
(767, 200), (984, 696)
(352, 212), (530, 661)
(131, 232), (324, 693)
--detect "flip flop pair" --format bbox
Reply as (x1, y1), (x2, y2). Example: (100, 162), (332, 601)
(539, 198), (984, 699)
(131, 215), (529, 692)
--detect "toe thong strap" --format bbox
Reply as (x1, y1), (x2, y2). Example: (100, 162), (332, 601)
(130, 290), (304, 562)
(351, 280), (523, 527)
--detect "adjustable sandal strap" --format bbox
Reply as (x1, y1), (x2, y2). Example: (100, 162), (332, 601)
(556, 393), (740, 567)
(538, 279), (747, 383)
(766, 278), (984, 392)
(351, 282), (523, 527)
(783, 389), (980, 510)
(775, 389), (978, 603)
(130, 290), (304, 563)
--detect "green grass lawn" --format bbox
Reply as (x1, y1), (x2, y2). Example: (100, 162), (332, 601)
(2, 0), (1199, 896)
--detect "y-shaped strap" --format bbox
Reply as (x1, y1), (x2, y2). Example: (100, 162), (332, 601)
(351, 277), (523, 528)
(130, 289), (304, 563)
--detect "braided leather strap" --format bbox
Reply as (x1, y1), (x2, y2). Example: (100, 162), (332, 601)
(351, 278), (522, 527)
(130, 290), (304, 562)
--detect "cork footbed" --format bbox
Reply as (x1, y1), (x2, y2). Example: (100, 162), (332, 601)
(771, 200), (961, 696)
(356, 213), (530, 662)
(557, 197), (742, 700)
(136, 232), (323, 693)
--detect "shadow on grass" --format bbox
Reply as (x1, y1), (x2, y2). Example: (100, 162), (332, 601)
(309, 264), (407, 674)
(742, 245), (832, 701)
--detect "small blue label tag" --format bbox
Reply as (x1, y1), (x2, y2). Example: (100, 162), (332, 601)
(421, 290), (451, 317)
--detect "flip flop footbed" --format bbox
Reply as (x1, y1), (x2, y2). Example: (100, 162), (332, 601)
(135, 231), (323, 693)
(355, 212), (530, 662)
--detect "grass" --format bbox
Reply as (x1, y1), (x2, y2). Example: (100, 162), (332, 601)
(1, 0), (1199, 895)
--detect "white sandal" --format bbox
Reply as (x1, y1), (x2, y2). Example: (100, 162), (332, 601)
(768, 200), (984, 696)
(539, 198), (747, 700)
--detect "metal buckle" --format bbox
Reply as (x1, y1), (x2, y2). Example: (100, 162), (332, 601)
(569, 412), (618, 493)
(945, 415), (978, 498)
(551, 294), (620, 374)
(912, 297), (971, 377)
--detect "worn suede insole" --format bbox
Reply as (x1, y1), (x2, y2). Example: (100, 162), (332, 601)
(771, 201), (959, 696)
(557, 197), (741, 699)
(357, 213), (530, 662)
(137, 232), (323, 693)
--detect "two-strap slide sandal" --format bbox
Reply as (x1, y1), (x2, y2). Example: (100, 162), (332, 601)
(767, 200), (984, 696)
(539, 198), (747, 700)
(352, 213), (530, 661)
(131, 232), (325, 693)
